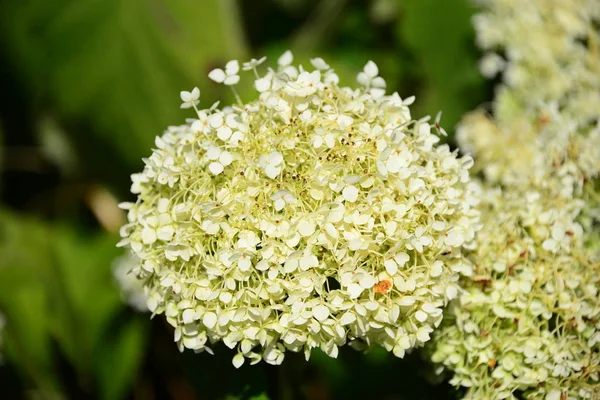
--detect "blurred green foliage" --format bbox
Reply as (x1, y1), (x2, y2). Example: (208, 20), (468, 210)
(0, 0), (489, 398)
(0, 210), (147, 399)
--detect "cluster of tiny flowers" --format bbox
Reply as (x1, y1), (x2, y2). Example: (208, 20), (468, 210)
(473, 0), (600, 123)
(431, 187), (600, 399)
(112, 254), (149, 312)
(458, 0), (600, 188)
(457, 109), (600, 191)
(118, 51), (480, 367)
(432, 0), (600, 398)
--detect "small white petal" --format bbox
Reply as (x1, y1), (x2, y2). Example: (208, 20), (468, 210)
(224, 75), (240, 85)
(324, 223), (338, 239)
(359, 274), (375, 289)
(209, 113), (224, 128)
(180, 91), (192, 102)
(255, 77), (271, 92)
(203, 312), (217, 329)
(270, 151), (284, 165)
(208, 162), (224, 175)
(545, 390), (562, 400)
(445, 285), (458, 300)
(376, 160), (387, 176)
(398, 296), (416, 306)
(416, 326), (432, 342)
(342, 185), (359, 202)
(403, 96), (415, 105)
(219, 151), (233, 166)
(370, 88), (386, 98)
(384, 259), (398, 276)
(348, 238), (363, 251)
(357, 71), (370, 86)
(157, 226), (174, 241)
(274, 198), (285, 211)
(347, 283), (363, 298)
(339, 312), (356, 325)
(256, 260), (270, 271)
(430, 261), (443, 277)
(225, 60), (240, 74)
(364, 60), (379, 78)
(278, 50), (293, 66)
(415, 310), (428, 322)
(283, 259), (299, 273)
(298, 220), (316, 237)
(232, 353), (245, 369)
(208, 68), (226, 83)
(542, 239), (557, 252)
(310, 57), (330, 70)
(206, 145), (221, 160)
(141, 227), (157, 244)
(238, 257), (252, 271)
(182, 309), (195, 324)
(217, 126), (232, 141)
(394, 252), (410, 266)
(264, 165), (280, 179)
(300, 254), (318, 270)
(313, 305), (330, 321)
(219, 292), (233, 303)
(371, 77), (386, 88)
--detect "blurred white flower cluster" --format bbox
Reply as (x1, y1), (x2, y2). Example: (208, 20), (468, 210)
(474, 0), (600, 122)
(432, 186), (600, 399)
(112, 254), (149, 312)
(117, 51), (480, 367)
(432, 0), (600, 399)
(459, 0), (600, 188)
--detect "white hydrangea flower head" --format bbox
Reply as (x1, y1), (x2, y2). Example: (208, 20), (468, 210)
(434, 0), (600, 398)
(459, 0), (600, 189)
(472, 0), (600, 123)
(431, 186), (600, 400)
(118, 52), (480, 367)
(112, 253), (149, 312)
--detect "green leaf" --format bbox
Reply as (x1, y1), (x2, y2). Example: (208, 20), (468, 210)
(0, 210), (146, 397)
(0, 0), (247, 170)
(95, 317), (147, 400)
(1, 284), (62, 397)
(0, 212), (62, 396)
(47, 228), (124, 371)
(398, 0), (486, 132)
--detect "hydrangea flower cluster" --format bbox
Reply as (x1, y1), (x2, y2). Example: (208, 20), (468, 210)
(465, 1), (600, 229)
(457, 109), (600, 191)
(459, 0), (600, 188)
(473, 0), (600, 123)
(118, 51), (480, 367)
(432, 0), (600, 398)
(432, 186), (600, 399)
